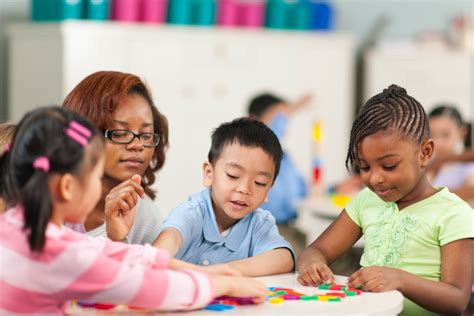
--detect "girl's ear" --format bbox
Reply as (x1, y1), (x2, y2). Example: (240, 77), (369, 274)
(57, 173), (75, 202)
(202, 161), (213, 187)
(420, 139), (434, 167)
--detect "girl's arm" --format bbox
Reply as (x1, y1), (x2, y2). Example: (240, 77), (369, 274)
(348, 238), (473, 314)
(152, 228), (183, 257)
(296, 210), (362, 285)
(227, 248), (294, 277)
(65, 237), (266, 310)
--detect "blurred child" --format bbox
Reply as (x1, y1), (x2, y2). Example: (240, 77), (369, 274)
(297, 85), (473, 315)
(0, 107), (268, 314)
(428, 105), (474, 203)
(0, 122), (15, 213)
(247, 93), (309, 255)
(154, 118), (294, 276)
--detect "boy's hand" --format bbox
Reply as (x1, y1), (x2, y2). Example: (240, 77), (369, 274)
(297, 261), (335, 286)
(200, 263), (242, 276)
(348, 267), (402, 292)
(105, 174), (145, 241)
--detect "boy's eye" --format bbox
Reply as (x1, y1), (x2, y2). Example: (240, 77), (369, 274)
(226, 173), (238, 180)
(255, 181), (268, 187)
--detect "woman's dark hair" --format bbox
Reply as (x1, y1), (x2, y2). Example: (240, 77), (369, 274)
(428, 104), (472, 148)
(208, 118), (283, 182)
(0, 106), (104, 252)
(346, 84), (430, 173)
(248, 93), (286, 119)
(62, 71), (169, 199)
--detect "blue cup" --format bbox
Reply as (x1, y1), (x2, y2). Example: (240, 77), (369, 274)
(168, 0), (193, 24)
(310, 1), (333, 30)
(85, 0), (109, 20)
(192, 0), (215, 26)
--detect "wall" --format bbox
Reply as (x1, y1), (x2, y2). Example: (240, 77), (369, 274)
(1, 0), (473, 122)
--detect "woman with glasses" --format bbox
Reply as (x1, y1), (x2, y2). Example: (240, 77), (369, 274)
(63, 71), (169, 244)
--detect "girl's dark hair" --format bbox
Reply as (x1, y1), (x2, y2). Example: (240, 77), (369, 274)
(346, 84), (430, 173)
(428, 104), (472, 148)
(208, 118), (283, 182)
(0, 107), (104, 252)
(62, 71), (169, 200)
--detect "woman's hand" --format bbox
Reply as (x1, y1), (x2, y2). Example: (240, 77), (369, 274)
(297, 261), (335, 286)
(348, 266), (403, 292)
(210, 275), (268, 304)
(104, 174), (145, 241)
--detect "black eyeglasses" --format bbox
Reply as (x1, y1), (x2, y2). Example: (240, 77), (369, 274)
(104, 129), (160, 148)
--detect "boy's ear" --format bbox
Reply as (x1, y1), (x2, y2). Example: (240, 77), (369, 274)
(202, 161), (213, 187)
(420, 139), (434, 167)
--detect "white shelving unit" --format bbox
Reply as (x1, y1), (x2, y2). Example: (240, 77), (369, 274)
(8, 21), (355, 215)
(365, 46), (474, 125)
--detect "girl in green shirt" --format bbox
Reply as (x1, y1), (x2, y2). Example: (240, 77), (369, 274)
(297, 84), (473, 315)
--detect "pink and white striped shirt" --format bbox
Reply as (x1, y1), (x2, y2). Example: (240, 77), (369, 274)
(0, 207), (213, 315)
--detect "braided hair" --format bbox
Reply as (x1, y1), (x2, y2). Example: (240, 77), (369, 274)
(346, 84), (430, 173)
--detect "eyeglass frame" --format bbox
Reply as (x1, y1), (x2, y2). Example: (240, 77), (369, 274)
(103, 129), (160, 148)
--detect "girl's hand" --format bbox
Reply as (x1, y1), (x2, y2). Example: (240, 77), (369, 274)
(200, 264), (242, 276)
(297, 261), (335, 286)
(104, 174), (145, 241)
(210, 275), (268, 304)
(348, 266), (402, 292)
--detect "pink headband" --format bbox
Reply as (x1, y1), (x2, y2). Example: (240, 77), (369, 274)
(33, 156), (50, 173)
(65, 121), (92, 147)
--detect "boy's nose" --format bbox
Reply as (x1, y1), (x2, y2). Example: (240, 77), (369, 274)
(237, 180), (251, 195)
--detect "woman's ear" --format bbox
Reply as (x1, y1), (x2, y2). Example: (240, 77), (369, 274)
(420, 139), (434, 167)
(202, 161), (213, 187)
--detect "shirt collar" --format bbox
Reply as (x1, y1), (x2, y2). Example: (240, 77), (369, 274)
(201, 188), (253, 252)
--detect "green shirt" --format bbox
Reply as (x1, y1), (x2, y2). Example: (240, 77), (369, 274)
(345, 187), (474, 315)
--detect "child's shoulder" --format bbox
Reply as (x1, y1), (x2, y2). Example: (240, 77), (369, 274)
(249, 207), (278, 226)
(430, 187), (472, 213)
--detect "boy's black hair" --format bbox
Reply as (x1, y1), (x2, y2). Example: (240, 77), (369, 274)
(248, 93), (286, 118)
(0, 106), (104, 252)
(346, 84), (430, 173)
(208, 118), (283, 181)
(429, 104), (472, 148)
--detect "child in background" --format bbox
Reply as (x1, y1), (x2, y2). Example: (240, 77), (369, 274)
(247, 93), (309, 256)
(0, 122), (16, 213)
(428, 105), (474, 203)
(0, 107), (267, 314)
(297, 85), (473, 315)
(154, 118), (294, 276)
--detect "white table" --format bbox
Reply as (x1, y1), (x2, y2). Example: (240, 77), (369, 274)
(69, 273), (404, 315)
(190, 273), (403, 315)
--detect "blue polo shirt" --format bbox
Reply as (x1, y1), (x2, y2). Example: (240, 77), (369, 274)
(159, 188), (295, 266)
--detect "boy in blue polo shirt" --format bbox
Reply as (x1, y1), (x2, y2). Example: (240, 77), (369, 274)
(153, 118), (294, 276)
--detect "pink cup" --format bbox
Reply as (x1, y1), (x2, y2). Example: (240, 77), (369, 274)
(239, 1), (264, 28)
(217, 0), (239, 27)
(142, 0), (167, 23)
(112, 0), (142, 22)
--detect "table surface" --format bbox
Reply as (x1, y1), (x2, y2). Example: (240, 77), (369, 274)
(69, 273), (404, 315)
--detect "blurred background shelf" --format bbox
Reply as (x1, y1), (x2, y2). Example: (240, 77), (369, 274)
(7, 21), (355, 214)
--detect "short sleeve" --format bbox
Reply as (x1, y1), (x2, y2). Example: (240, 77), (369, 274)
(438, 202), (474, 246)
(158, 201), (203, 249)
(344, 188), (370, 228)
(250, 212), (295, 260)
